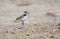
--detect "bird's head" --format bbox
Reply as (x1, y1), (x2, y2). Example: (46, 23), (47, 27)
(24, 11), (29, 14)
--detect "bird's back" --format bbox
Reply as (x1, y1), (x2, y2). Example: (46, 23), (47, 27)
(16, 14), (27, 20)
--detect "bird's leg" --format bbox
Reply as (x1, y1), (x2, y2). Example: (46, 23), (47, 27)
(21, 20), (24, 26)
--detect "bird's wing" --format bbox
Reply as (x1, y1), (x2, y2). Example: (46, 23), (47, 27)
(16, 15), (24, 20)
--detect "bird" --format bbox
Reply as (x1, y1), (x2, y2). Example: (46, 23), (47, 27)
(15, 11), (29, 25)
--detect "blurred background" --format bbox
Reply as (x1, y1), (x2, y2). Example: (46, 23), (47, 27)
(0, 0), (60, 39)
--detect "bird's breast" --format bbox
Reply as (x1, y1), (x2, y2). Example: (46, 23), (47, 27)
(21, 16), (28, 21)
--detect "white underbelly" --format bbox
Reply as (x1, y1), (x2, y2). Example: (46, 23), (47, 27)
(21, 16), (28, 21)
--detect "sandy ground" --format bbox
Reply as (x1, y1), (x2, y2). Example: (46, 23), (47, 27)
(0, 0), (60, 39)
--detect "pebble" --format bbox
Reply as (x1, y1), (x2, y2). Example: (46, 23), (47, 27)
(50, 35), (54, 38)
